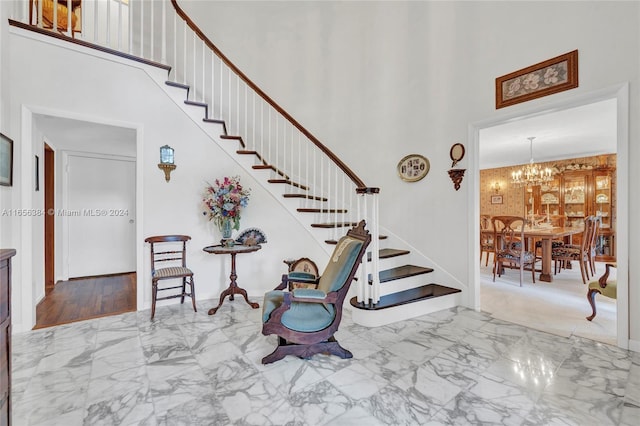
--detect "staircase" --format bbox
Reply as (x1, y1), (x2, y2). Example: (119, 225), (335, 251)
(9, 0), (463, 327)
(160, 72), (462, 325)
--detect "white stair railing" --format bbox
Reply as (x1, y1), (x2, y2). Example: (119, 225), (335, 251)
(12, 0), (383, 305)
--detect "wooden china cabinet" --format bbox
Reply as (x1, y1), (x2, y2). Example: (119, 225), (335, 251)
(1, 249), (16, 426)
(524, 166), (615, 261)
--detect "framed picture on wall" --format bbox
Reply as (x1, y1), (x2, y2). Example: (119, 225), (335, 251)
(0, 133), (13, 187)
(491, 195), (503, 204)
(495, 50), (578, 109)
(35, 155), (40, 191)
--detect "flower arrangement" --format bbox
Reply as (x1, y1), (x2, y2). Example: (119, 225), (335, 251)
(202, 176), (250, 232)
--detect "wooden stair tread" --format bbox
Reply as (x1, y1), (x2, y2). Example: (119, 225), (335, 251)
(375, 265), (434, 283)
(349, 284), (461, 310)
(283, 193), (327, 202)
(184, 100), (207, 108)
(297, 208), (347, 213)
(165, 80), (189, 90)
(311, 222), (358, 228)
(267, 179), (309, 190)
(368, 248), (410, 261)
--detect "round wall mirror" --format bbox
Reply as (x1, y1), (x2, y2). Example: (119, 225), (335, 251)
(450, 143), (465, 167)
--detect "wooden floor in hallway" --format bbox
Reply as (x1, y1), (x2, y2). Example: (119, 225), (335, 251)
(34, 272), (136, 329)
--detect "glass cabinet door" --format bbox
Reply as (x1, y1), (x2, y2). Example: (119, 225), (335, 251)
(594, 173), (612, 229)
(562, 173), (587, 228)
(540, 177), (561, 223)
(593, 170), (615, 260)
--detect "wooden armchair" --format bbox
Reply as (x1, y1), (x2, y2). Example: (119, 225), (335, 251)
(586, 262), (616, 321)
(261, 221), (371, 364)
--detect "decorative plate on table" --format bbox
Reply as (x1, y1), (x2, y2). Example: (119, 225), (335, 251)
(235, 227), (267, 246)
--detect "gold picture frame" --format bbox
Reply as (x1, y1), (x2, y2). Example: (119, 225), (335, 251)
(496, 50), (578, 109)
(0, 133), (13, 187)
(397, 154), (430, 182)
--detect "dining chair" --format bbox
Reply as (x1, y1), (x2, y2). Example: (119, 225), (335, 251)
(534, 214), (566, 258)
(144, 235), (197, 319)
(587, 216), (601, 276)
(552, 216), (595, 284)
(586, 262), (616, 321)
(491, 216), (537, 286)
(480, 215), (494, 267)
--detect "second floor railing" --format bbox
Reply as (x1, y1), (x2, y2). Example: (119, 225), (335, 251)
(12, 0), (383, 304)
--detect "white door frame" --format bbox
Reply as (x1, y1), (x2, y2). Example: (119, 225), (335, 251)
(17, 105), (144, 332)
(468, 83), (629, 350)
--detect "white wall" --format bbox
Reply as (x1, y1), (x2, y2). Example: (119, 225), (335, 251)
(4, 29), (329, 333)
(179, 1), (640, 346)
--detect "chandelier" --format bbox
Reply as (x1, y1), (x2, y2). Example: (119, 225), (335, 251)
(511, 137), (553, 187)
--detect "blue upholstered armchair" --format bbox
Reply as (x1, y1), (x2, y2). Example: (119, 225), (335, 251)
(261, 221), (371, 364)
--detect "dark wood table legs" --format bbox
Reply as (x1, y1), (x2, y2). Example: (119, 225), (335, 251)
(208, 252), (259, 315)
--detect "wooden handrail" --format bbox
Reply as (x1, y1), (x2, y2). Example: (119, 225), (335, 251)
(8, 19), (172, 72)
(171, 0), (372, 191)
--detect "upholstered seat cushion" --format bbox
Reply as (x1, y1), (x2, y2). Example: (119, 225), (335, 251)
(552, 247), (581, 259)
(588, 280), (617, 299)
(262, 290), (335, 332)
(535, 240), (565, 248)
(496, 250), (535, 263)
(153, 266), (193, 278)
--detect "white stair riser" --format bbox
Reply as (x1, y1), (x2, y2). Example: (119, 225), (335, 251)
(378, 274), (434, 296)
(349, 292), (461, 327)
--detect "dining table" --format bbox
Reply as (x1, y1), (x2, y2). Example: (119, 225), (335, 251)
(522, 225), (584, 282)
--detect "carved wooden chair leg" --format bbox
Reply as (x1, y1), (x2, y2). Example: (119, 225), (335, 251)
(189, 277), (197, 313)
(586, 288), (600, 321)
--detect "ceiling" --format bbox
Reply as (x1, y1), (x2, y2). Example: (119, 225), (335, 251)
(479, 98), (617, 170)
(34, 114), (136, 156)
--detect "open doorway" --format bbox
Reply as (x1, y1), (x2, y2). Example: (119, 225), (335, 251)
(34, 114), (138, 328)
(473, 91), (627, 348)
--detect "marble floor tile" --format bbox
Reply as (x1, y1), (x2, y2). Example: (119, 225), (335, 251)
(10, 300), (636, 425)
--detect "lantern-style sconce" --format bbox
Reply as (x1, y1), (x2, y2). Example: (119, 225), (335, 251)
(158, 145), (176, 182)
(491, 181), (501, 193)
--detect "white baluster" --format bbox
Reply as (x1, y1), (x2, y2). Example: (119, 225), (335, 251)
(201, 40), (205, 104)
(192, 32), (197, 99)
(139, 0), (144, 57)
(161, 0), (166, 63)
(182, 20), (186, 84)
(52, 0), (58, 32)
(172, 11), (177, 80)
(105, 0), (110, 45)
(211, 52), (215, 117)
(149, 0), (154, 60)
(128, 0), (133, 53)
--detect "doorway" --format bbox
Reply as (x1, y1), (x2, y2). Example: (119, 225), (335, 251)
(33, 114), (139, 328)
(472, 87), (629, 349)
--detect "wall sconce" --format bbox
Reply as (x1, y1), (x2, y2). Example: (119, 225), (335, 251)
(158, 145), (176, 182)
(491, 181), (501, 193)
